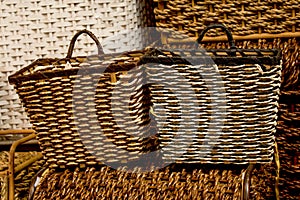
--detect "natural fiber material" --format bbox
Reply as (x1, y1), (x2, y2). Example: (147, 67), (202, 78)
(154, 0), (300, 38)
(144, 57), (281, 164)
(0, 0), (153, 130)
(10, 25), (282, 166)
(0, 151), (45, 200)
(32, 165), (245, 200)
(275, 95), (300, 200)
(32, 164), (277, 200)
(9, 29), (159, 169)
(166, 38), (300, 99)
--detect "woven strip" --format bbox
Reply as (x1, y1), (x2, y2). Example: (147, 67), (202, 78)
(0, 173), (7, 200)
(0, 0), (152, 130)
(154, 0), (300, 38)
(14, 159), (46, 200)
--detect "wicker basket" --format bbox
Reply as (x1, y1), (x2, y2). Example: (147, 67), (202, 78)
(9, 30), (159, 169)
(154, 0), (300, 41)
(10, 25), (282, 167)
(140, 24), (282, 164)
(0, 0), (154, 130)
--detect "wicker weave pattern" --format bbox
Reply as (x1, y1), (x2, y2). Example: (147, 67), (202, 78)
(154, 0), (300, 38)
(0, 0), (152, 130)
(146, 62), (281, 164)
(275, 100), (300, 200)
(9, 49), (157, 169)
(33, 165), (244, 200)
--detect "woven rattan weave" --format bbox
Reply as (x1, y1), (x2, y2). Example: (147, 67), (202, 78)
(9, 25), (282, 167)
(31, 164), (278, 200)
(9, 30), (158, 169)
(154, 0), (300, 40)
(138, 24), (282, 164)
(275, 93), (300, 200)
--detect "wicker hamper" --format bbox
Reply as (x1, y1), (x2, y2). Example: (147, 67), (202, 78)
(138, 24), (282, 164)
(153, 9), (299, 195)
(9, 25), (283, 199)
(9, 25), (282, 168)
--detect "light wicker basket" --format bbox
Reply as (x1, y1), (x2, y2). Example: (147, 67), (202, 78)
(0, 0), (154, 130)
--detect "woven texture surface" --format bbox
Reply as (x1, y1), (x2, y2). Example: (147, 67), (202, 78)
(167, 38), (299, 91)
(8, 48), (159, 169)
(9, 44), (281, 166)
(154, 0), (300, 38)
(32, 164), (276, 200)
(275, 98), (300, 200)
(143, 49), (281, 164)
(0, 151), (45, 200)
(0, 0), (154, 131)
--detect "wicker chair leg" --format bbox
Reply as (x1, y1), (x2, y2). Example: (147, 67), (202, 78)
(241, 164), (254, 200)
(8, 133), (37, 200)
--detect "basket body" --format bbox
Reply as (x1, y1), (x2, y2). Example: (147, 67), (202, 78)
(9, 51), (155, 169)
(141, 47), (282, 164)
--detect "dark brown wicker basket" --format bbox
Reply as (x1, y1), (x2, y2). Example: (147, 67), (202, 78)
(9, 30), (156, 169)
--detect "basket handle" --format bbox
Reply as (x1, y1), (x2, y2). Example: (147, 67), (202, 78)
(66, 29), (104, 59)
(196, 24), (236, 49)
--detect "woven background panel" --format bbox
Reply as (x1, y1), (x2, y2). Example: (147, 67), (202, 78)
(154, 0), (300, 38)
(0, 0), (154, 131)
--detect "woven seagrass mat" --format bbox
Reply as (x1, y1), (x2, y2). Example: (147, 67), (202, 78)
(0, 151), (45, 200)
(0, 0), (155, 131)
(31, 164), (275, 200)
(153, 0), (300, 38)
